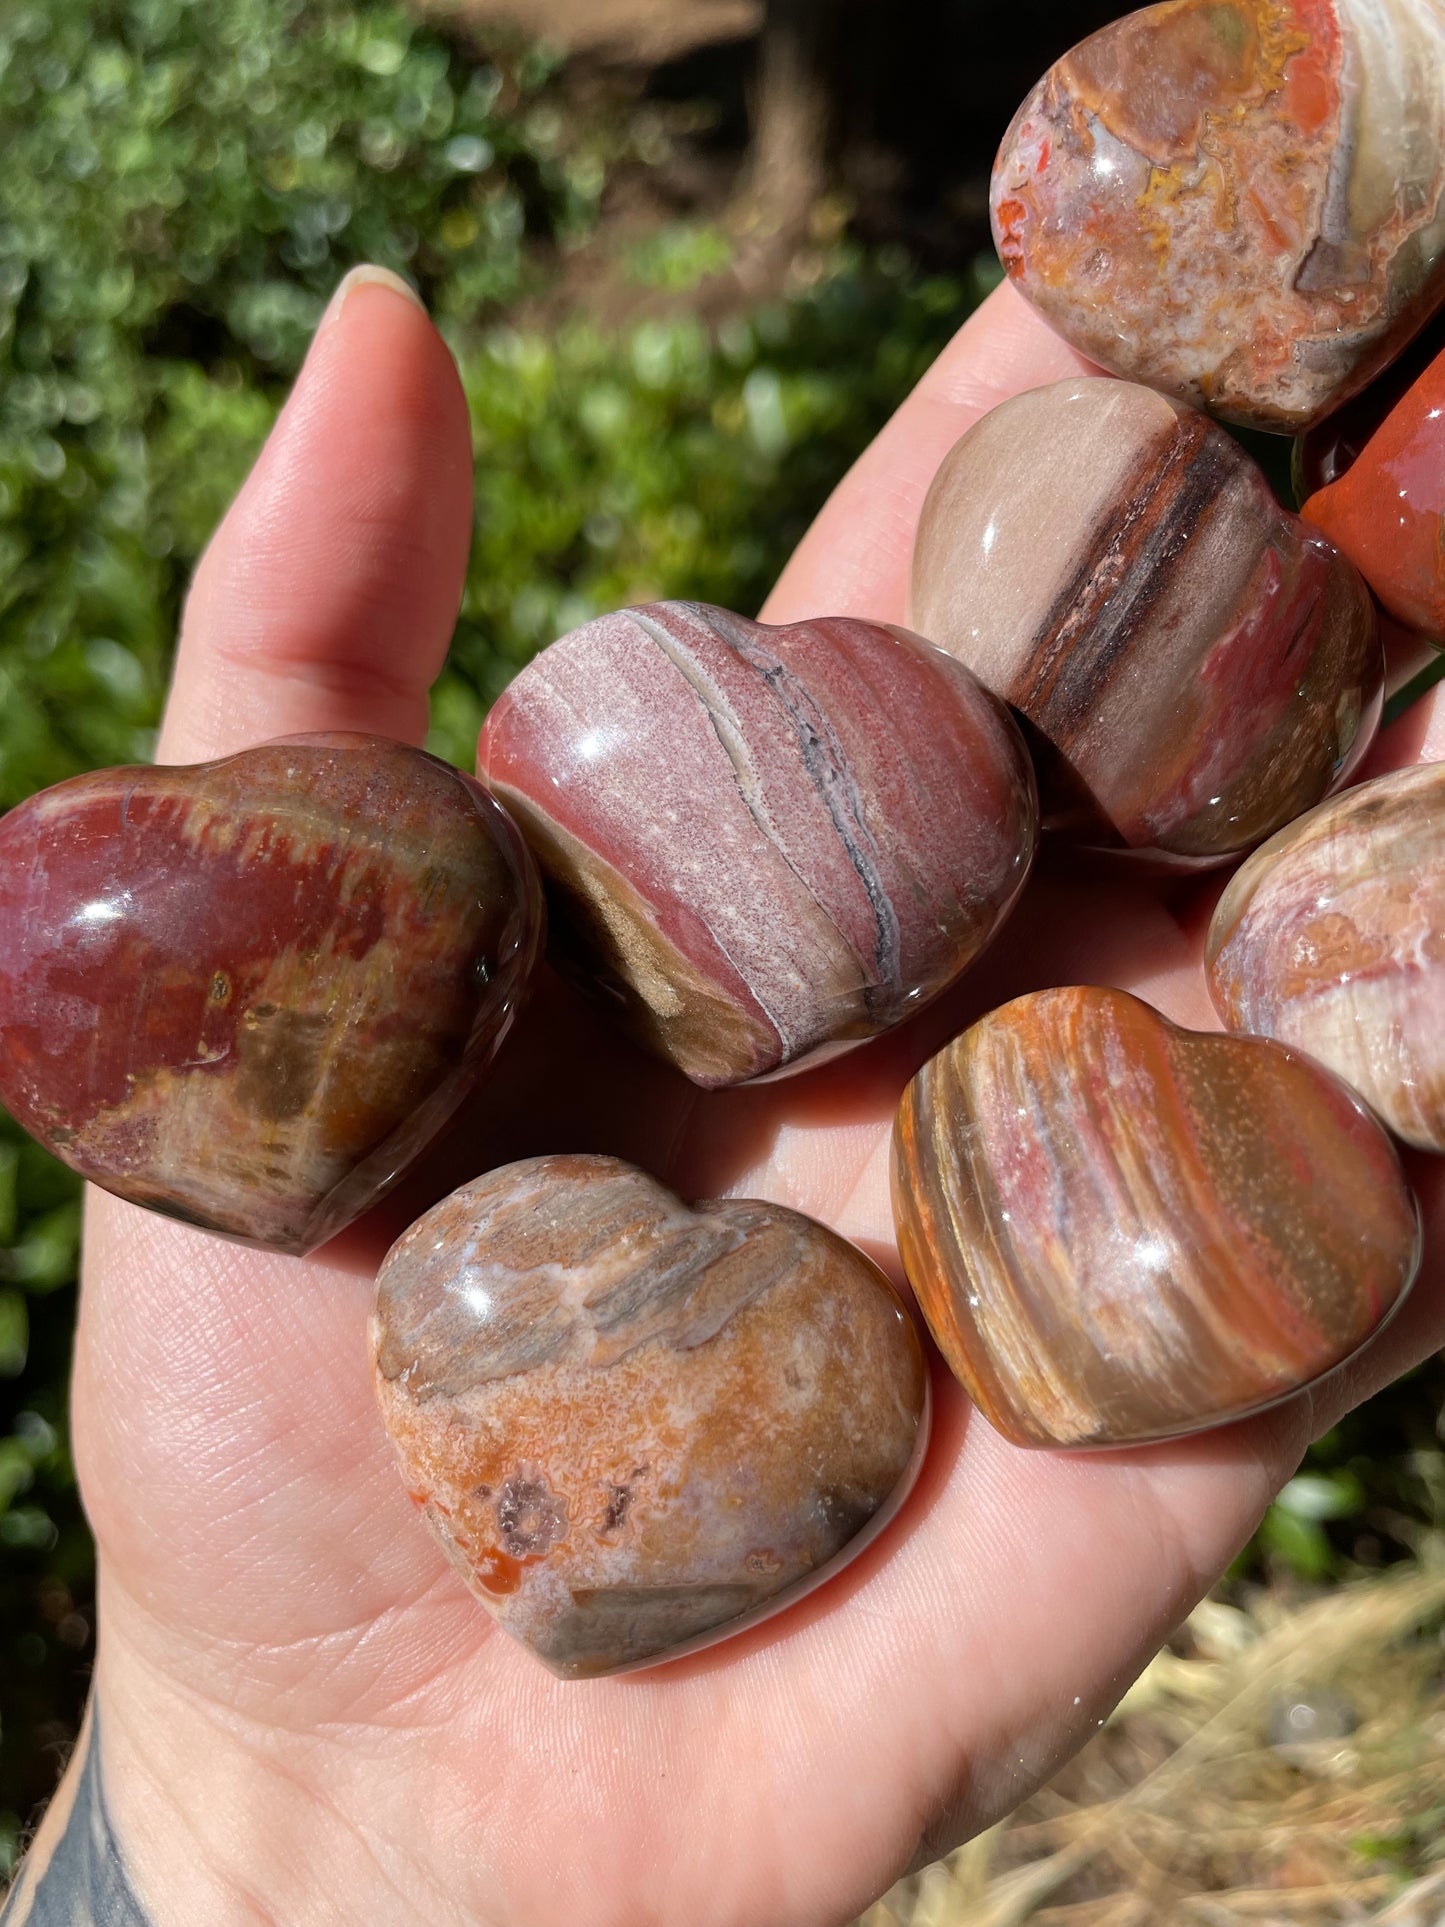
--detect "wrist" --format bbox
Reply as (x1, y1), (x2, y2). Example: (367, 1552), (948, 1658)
(2, 1698), (153, 1926)
(86, 1565), (499, 1927)
(9, 1588), (446, 1927)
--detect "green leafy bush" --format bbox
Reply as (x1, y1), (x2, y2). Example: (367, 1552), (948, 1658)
(0, 0), (627, 810)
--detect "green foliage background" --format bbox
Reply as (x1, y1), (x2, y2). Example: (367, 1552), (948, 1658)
(1, 0), (1443, 1873)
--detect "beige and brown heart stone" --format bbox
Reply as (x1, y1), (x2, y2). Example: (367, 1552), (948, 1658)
(370, 1154), (929, 1678)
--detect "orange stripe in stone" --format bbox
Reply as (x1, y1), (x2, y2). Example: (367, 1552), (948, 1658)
(1247, 186), (1293, 256)
(474, 1547), (527, 1597)
(1279, 0), (1339, 135)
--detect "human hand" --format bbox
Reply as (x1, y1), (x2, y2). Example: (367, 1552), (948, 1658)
(8, 264), (1444, 1927)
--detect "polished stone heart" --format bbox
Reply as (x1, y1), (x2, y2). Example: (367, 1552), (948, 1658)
(0, 734), (542, 1253)
(892, 987), (1419, 1449)
(371, 1154), (929, 1677)
(1301, 344), (1445, 642)
(910, 379), (1381, 861)
(991, 0), (1445, 431)
(477, 600), (1037, 1087)
(1208, 764), (1445, 1152)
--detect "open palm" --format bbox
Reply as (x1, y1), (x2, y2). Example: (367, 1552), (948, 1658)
(53, 269), (1445, 1926)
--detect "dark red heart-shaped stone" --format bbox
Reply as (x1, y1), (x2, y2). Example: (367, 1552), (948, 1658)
(0, 734), (543, 1252)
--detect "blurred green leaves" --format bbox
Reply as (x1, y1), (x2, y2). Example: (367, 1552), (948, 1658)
(1236, 1373), (1445, 1589)
(626, 220), (734, 292)
(0, 0), (623, 811)
(0, 0), (968, 801)
(0, 1113), (81, 1872)
(0, 1109), (80, 1516)
(1259, 1472), (1370, 1583)
(428, 262), (966, 759)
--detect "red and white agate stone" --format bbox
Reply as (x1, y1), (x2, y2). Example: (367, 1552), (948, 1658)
(1208, 763), (1445, 1152)
(372, 1155), (929, 1677)
(992, 0), (1445, 432)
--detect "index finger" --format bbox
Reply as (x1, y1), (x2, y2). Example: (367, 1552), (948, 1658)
(159, 267), (473, 764)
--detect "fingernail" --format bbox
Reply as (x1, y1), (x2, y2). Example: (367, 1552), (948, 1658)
(321, 264), (427, 331)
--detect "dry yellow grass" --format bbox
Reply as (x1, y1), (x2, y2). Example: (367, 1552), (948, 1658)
(863, 1565), (1445, 1927)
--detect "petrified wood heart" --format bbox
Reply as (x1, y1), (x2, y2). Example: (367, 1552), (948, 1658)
(909, 378), (1381, 862)
(892, 987), (1419, 1448)
(0, 734), (542, 1253)
(991, 0), (1445, 432)
(1208, 764), (1445, 1153)
(370, 1154), (929, 1677)
(476, 600), (1037, 1087)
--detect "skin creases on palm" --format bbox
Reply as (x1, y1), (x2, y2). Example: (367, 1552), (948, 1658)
(51, 272), (1445, 1927)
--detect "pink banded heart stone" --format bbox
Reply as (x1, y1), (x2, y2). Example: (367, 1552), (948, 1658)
(477, 601), (1038, 1087)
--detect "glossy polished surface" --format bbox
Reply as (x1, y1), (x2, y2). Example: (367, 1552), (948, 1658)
(892, 987), (1419, 1448)
(1208, 763), (1445, 1151)
(992, 0), (1445, 431)
(372, 1154), (929, 1677)
(0, 735), (542, 1253)
(478, 601), (1037, 1087)
(1302, 345), (1445, 640)
(910, 379), (1381, 860)
(1294, 311), (1445, 496)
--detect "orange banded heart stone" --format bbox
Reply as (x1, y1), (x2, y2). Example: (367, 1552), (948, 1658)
(892, 986), (1419, 1448)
